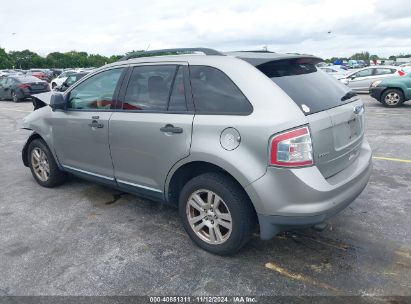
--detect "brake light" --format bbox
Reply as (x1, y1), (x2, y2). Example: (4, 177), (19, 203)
(18, 84), (30, 89)
(270, 126), (313, 167)
(398, 70), (405, 76)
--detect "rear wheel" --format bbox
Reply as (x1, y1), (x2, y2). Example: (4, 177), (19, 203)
(11, 91), (20, 103)
(381, 89), (404, 107)
(179, 172), (256, 255)
(51, 83), (57, 89)
(28, 139), (66, 187)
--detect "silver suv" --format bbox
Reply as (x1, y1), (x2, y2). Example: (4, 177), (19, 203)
(22, 48), (372, 255)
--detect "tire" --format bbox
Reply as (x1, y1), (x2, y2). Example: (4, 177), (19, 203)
(11, 91), (20, 103)
(51, 83), (56, 89)
(381, 89), (404, 107)
(27, 139), (66, 187)
(179, 172), (256, 255)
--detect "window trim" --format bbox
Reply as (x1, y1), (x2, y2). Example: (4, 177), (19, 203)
(187, 65), (254, 116)
(64, 66), (127, 112)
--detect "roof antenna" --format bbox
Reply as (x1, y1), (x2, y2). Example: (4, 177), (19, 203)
(145, 44), (150, 51)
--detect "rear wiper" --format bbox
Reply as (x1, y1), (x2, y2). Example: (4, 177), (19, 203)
(341, 91), (357, 101)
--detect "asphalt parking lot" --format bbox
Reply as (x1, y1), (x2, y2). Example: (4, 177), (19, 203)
(0, 95), (410, 297)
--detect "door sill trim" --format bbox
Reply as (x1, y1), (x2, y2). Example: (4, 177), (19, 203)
(117, 179), (163, 193)
(62, 165), (115, 181)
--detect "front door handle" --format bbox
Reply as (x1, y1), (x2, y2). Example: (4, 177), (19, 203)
(88, 120), (104, 128)
(160, 124), (183, 134)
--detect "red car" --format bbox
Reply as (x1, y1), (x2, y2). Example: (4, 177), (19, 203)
(28, 71), (48, 81)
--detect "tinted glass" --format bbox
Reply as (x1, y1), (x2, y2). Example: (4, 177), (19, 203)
(168, 67), (186, 111)
(355, 69), (373, 77)
(374, 68), (394, 75)
(66, 75), (78, 86)
(257, 59), (353, 115)
(123, 65), (176, 111)
(68, 68), (123, 110)
(189, 66), (252, 114)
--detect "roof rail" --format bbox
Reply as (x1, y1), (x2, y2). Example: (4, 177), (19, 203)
(118, 48), (224, 61)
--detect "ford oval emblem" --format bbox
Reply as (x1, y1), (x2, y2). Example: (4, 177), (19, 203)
(353, 105), (363, 115)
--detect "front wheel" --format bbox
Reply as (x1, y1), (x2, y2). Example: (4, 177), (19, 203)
(381, 89), (404, 107)
(28, 139), (66, 187)
(179, 172), (256, 255)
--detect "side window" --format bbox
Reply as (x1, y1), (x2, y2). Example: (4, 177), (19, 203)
(189, 66), (253, 114)
(67, 68), (124, 110)
(375, 68), (393, 75)
(66, 75), (78, 86)
(168, 67), (187, 111)
(6, 78), (15, 85)
(355, 69), (373, 77)
(122, 65), (177, 111)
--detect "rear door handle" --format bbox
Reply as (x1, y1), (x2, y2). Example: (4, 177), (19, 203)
(160, 124), (183, 134)
(88, 120), (104, 128)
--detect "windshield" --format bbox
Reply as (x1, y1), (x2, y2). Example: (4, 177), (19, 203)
(257, 59), (356, 115)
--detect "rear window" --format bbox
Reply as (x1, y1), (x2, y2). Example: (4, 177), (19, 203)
(257, 59), (354, 115)
(189, 66), (253, 115)
(15, 76), (43, 83)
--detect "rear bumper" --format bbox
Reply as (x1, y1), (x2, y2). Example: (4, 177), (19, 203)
(245, 140), (372, 240)
(369, 87), (386, 100)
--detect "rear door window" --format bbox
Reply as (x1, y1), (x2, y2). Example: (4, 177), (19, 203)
(374, 68), (394, 75)
(123, 65), (178, 111)
(168, 67), (187, 111)
(354, 69), (373, 77)
(256, 59), (354, 115)
(189, 65), (253, 115)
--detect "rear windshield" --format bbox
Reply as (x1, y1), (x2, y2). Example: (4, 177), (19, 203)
(256, 59), (355, 115)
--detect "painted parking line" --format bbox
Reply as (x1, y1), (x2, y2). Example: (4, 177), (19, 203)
(0, 107), (31, 113)
(366, 111), (411, 116)
(373, 156), (411, 163)
(265, 262), (339, 292)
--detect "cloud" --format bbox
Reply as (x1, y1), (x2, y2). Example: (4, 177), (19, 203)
(0, 0), (410, 58)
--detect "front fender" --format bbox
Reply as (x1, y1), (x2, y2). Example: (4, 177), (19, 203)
(21, 107), (62, 169)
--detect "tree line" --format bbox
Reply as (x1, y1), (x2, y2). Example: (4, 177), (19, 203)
(1, 47), (411, 70)
(325, 51), (411, 64)
(0, 47), (124, 69)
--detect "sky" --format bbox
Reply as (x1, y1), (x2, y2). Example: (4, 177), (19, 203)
(1, 0), (411, 59)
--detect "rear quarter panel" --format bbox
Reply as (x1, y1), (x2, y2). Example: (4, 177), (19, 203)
(166, 57), (308, 193)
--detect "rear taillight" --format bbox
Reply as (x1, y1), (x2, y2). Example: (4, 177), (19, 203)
(18, 84), (30, 89)
(398, 70), (405, 76)
(270, 126), (313, 167)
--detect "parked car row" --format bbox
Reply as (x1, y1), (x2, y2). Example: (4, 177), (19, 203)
(0, 67), (95, 83)
(0, 70), (90, 103)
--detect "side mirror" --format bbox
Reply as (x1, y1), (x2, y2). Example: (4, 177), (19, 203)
(349, 75), (356, 80)
(50, 93), (66, 111)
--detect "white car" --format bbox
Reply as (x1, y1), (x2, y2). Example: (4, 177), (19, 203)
(50, 70), (77, 89)
(320, 65), (349, 79)
(338, 66), (404, 93)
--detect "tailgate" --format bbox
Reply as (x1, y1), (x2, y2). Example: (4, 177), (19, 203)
(307, 99), (364, 178)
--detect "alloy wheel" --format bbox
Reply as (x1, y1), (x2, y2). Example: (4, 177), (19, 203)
(12, 92), (18, 102)
(31, 147), (50, 182)
(385, 92), (400, 105)
(186, 189), (232, 244)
